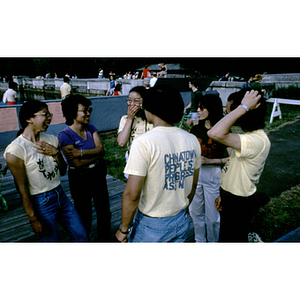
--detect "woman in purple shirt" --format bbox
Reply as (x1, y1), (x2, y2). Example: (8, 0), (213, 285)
(58, 95), (111, 241)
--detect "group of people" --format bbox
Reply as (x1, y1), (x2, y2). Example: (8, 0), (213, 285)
(4, 95), (111, 242)
(3, 75), (270, 243)
(115, 82), (270, 243)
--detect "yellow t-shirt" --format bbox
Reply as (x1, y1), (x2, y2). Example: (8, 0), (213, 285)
(60, 83), (71, 98)
(220, 130), (271, 197)
(124, 126), (201, 218)
(4, 134), (61, 195)
(118, 115), (153, 154)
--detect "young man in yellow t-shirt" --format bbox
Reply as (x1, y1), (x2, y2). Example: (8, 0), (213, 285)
(115, 85), (201, 243)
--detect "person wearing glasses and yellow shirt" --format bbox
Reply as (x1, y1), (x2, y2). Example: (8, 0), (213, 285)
(4, 100), (87, 242)
(117, 86), (153, 179)
(58, 95), (111, 242)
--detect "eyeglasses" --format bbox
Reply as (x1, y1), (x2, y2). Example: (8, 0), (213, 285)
(198, 105), (206, 111)
(78, 107), (93, 114)
(34, 112), (53, 118)
(126, 98), (143, 105)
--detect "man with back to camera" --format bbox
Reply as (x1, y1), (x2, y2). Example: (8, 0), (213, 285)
(115, 84), (202, 242)
(60, 76), (71, 99)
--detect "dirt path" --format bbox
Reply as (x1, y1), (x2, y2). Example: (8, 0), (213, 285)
(257, 118), (300, 197)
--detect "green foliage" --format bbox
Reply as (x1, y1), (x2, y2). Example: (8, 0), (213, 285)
(264, 103), (300, 131)
(99, 131), (127, 182)
(250, 185), (300, 242)
(273, 85), (300, 100)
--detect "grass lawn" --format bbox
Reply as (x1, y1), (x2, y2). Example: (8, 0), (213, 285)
(99, 102), (300, 242)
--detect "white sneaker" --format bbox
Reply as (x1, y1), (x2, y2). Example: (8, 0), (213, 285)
(248, 232), (263, 243)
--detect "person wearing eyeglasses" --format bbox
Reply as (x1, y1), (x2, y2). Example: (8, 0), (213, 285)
(58, 95), (111, 242)
(4, 100), (87, 242)
(117, 86), (153, 179)
(189, 93), (231, 243)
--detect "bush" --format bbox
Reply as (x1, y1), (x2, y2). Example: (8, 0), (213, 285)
(273, 85), (300, 100)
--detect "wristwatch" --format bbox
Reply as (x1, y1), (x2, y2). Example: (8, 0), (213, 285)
(119, 225), (130, 235)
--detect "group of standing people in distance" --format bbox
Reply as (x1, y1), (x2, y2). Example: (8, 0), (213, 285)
(3, 71), (270, 243)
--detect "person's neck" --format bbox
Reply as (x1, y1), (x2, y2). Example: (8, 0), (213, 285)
(70, 121), (85, 132)
(191, 86), (198, 92)
(22, 128), (39, 143)
(152, 118), (172, 128)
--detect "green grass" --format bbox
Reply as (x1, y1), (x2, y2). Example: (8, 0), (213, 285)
(264, 103), (300, 131)
(100, 131), (127, 182)
(250, 185), (300, 242)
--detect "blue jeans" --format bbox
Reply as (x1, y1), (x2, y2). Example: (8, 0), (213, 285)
(31, 185), (88, 242)
(128, 209), (190, 243)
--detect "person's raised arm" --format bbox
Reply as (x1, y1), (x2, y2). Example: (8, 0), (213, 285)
(117, 106), (140, 147)
(208, 90), (261, 150)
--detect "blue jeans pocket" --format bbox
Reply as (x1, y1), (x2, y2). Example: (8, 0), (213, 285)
(32, 192), (51, 207)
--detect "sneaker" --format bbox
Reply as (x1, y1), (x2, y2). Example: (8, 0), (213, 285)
(248, 232), (263, 243)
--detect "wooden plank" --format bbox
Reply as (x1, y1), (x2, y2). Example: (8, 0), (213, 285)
(267, 98), (300, 105)
(0, 163), (195, 242)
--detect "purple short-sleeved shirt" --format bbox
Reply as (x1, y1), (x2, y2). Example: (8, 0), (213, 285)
(58, 124), (97, 165)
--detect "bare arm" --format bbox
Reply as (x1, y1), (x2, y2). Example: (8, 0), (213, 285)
(201, 147), (232, 165)
(184, 102), (191, 111)
(115, 174), (144, 242)
(117, 108), (140, 147)
(5, 154), (44, 234)
(187, 167), (200, 205)
(61, 131), (105, 168)
(208, 90), (262, 150)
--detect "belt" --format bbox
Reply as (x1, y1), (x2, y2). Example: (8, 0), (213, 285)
(69, 160), (98, 170)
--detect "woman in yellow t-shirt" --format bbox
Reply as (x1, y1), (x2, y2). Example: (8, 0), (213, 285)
(4, 100), (87, 242)
(117, 86), (153, 179)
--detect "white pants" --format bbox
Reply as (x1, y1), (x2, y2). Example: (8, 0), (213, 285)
(189, 165), (221, 242)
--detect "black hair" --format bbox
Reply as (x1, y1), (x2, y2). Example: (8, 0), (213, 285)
(9, 81), (17, 89)
(61, 94), (92, 125)
(143, 84), (184, 125)
(63, 76), (70, 83)
(189, 79), (199, 89)
(129, 86), (147, 119)
(197, 93), (224, 127)
(227, 89), (267, 131)
(115, 83), (122, 92)
(18, 100), (48, 135)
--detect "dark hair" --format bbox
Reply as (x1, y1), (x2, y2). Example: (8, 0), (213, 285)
(115, 83), (122, 92)
(9, 81), (17, 89)
(143, 84), (184, 125)
(128, 86), (147, 119)
(63, 76), (70, 83)
(189, 79), (199, 89)
(61, 94), (92, 125)
(197, 93), (224, 127)
(227, 89), (267, 131)
(18, 100), (48, 134)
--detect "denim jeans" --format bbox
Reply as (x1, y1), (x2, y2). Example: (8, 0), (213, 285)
(31, 185), (88, 242)
(68, 161), (111, 241)
(128, 209), (190, 243)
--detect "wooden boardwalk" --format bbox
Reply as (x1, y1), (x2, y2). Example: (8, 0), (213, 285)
(0, 153), (195, 243)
